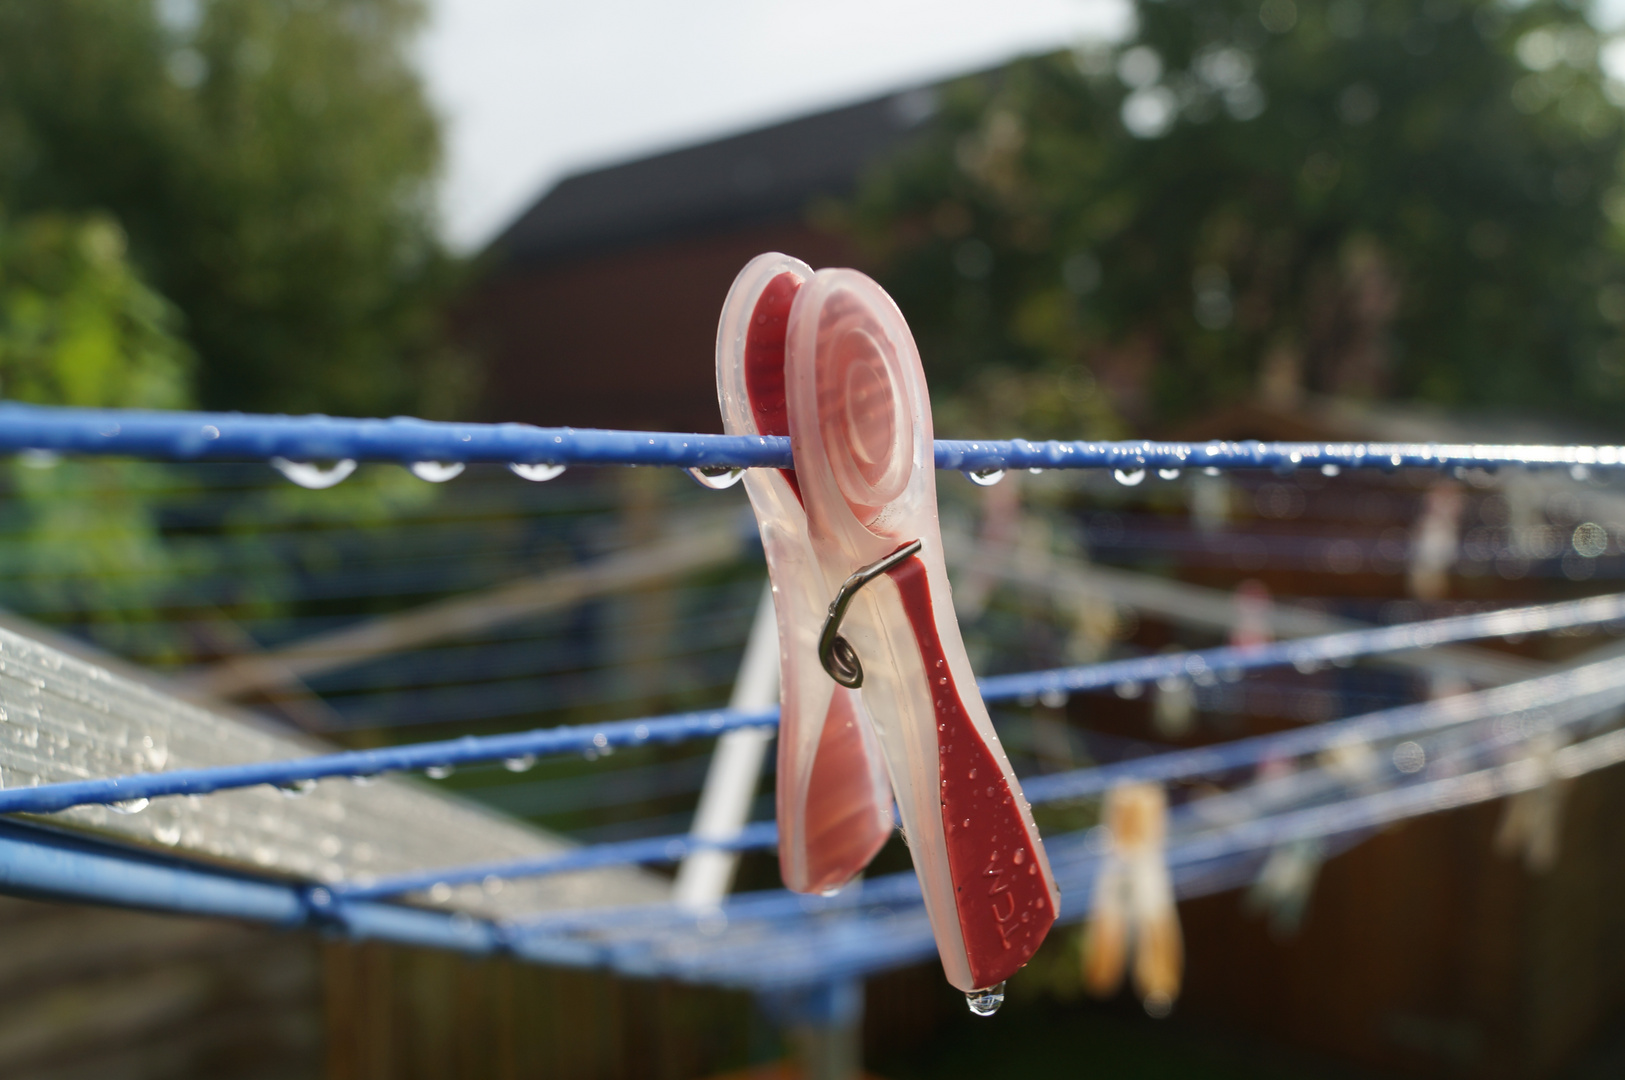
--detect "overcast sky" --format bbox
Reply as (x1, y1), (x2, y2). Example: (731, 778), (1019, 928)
(417, 0), (1133, 250)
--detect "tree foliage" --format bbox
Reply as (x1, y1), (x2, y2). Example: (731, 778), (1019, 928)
(847, 0), (1625, 436)
(0, 0), (462, 417)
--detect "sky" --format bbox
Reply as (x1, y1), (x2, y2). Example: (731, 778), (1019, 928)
(417, 0), (1133, 251)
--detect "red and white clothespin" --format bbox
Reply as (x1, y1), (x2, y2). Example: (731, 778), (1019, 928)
(716, 254), (1059, 1005)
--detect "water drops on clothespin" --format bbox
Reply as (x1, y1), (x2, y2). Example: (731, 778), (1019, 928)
(1495, 733), (1573, 874)
(270, 457), (357, 489)
(1084, 782), (1182, 1017)
(1408, 481), (1465, 600)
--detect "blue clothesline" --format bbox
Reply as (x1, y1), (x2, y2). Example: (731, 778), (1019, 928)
(3, 590), (1621, 817)
(2, 402), (1623, 473)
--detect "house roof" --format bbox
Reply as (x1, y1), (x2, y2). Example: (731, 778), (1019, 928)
(487, 86), (941, 266)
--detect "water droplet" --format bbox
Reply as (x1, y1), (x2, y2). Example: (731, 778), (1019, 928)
(1157, 468), (1181, 480)
(966, 982), (1006, 1017)
(1114, 680), (1144, 699)
(1039, 688), (1069, 709)
(1203, 466), (1221, 476)
(1027, 467), (1043, 475)
(271, 457), (356, 489)
(109, 797), (149, 814)
(154, 823), (181, 845)
(410, 461), (466, 483)
(503, 754), (537, 773)
(509, 462), (566, 482)
(425, 764), (455, 780)
(968, 768), (978, 780)
(1013, 849), (1026, 865)
(964, 468), (1006, 487)
(1113, 468), (1146, 486)
(350, 773), (377, 787)
(1320, 463), (1341, 477)
(279, 778), (317, 798)
(819, 886), (842, 897)
(687, 465), (744, 489)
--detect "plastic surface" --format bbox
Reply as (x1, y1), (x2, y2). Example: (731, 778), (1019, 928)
(716, 253), (894, 895)
(778, 263), (1060, 991)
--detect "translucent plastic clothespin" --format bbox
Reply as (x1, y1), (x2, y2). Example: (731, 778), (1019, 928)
(717, 254), (1059, 1001)
(1408, 481), (1465, 601)
(1495, 733), (1571, 873)
(1230, 578), (1272, 650)
(1084, 782), (1182, 1017)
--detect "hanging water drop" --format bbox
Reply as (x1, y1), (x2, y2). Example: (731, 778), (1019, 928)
(109, 797), (149, 815)
(1157, 468), (1182, 480)
(509, 462), (566, 482)
(686, 465), (745, 490)
(964, 468), (1006, 487)
(965, 982), (1006, 1016)
(1320, 463), (1341, 477)
(503, 754), (537, 773)
(1113, 468), (1146, 487)
(1027, 467), (1043, 475)
(425, 764), (455, 780)
(278, 778), (317, 798)
(410, 461), (466, 483)
(271, 458), (356, 490)
(1114, 680), (1144, 699)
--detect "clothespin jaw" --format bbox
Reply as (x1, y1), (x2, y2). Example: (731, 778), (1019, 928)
(716, 254), (895, 896)
(1085, 783), (1182, 1016)
(781, 265), (1059, 994)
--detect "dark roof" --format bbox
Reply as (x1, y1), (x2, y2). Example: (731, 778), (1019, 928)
(488, 86), (941, 265)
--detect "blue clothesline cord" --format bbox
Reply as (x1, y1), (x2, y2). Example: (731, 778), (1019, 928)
(1, 590), (1619, 817)
(3, 402), (1624, 473)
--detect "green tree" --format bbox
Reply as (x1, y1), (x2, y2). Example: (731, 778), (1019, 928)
(847, 0), (1625, 435)
(0, 0), (464, 418)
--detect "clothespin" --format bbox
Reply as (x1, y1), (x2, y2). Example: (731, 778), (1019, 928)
(1084, 782), (1182, 1017)
(717, 254), (1059, 1001)
(715, 254), (894, 897)
(1408, 481), (1465, 601)
(1230, 578), (1272, 650)
(1152, 646), (1196, 739)
(1495, 734), (1572, 874)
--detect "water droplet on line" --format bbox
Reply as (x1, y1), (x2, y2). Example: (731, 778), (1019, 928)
(278, 779), (317, 798)
(271, 457), (356, 489)
(109, 797), (149, 815)
(1113, 468), (1146, 487)
(410, 461), (466, 483)
(964, 468), (1006, 487)
(1157, 468), (1181, 480)
(1321, 463), (1341, 476)
(503, 754), (537, 773)
(425, 764), (455, 780)
(687, 465), (744, 489)
(509, 462), (566, 482)
(966, 982), (1006, 1016)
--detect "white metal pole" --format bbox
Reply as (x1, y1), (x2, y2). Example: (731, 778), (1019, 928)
(673, 581), (779, 908)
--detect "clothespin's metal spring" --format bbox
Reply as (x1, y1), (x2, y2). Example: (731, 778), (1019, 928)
(818, 539), (923, 689)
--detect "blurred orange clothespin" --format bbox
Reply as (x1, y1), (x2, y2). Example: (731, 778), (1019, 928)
(1495, 734), (1572, 874)
(1083, 782), (1182, 1017)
